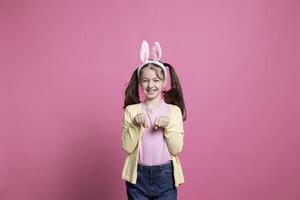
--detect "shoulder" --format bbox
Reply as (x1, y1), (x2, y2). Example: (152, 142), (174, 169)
(167, 104), (181, 113)
(166, 104), (182, 120)
(124, 103), (142, 114)
(165, 104), (184, 126)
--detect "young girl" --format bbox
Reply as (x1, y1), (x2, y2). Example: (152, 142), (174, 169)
(121, 40), (187, 200)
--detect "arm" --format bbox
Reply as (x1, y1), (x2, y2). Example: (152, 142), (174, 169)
(121, 107), (141, 154)
(164, 106), (184, 156)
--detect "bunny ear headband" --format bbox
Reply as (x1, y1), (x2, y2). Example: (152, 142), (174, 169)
(137, 40), (167, 80)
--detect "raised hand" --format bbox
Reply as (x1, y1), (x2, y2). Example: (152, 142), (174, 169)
(133, 113), (150, 128)
(154, 116), (169, 130)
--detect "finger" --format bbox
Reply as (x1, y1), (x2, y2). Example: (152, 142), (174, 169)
(134, 116), (138, 125)
(160, 121), (164, 127)
(137, 115), (142, 125)
(155, 119), (161, 129)
(141, 115), (146, 127)
(143, 114), (149, 128)
(158, 118), (163, 127)
(154, 117), (159, 127)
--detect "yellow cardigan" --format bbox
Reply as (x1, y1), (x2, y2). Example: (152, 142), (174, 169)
(121, 103), (185, 187)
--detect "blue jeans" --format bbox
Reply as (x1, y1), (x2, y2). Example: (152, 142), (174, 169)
(126, 161), (177, 200)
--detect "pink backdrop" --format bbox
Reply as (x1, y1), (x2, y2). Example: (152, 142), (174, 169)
(1, 0), (299, 199)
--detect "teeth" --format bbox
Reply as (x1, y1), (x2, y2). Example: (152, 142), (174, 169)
(147, 90), (156, 94)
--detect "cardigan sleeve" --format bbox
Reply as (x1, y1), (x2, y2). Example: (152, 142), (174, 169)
(121, 107), (141, 154)
(164, 105), (184, 156)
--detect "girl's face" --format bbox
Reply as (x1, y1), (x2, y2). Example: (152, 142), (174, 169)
(139, 66), (166, 101)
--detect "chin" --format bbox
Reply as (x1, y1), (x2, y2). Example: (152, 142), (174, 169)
(145, 96), (156, 100)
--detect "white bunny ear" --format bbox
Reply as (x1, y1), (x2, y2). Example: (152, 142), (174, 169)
(140, 40), (150, 63)
(151, 41), (162, 61)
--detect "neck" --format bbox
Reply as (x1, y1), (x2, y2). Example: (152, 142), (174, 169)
(144, 96), (163, 109)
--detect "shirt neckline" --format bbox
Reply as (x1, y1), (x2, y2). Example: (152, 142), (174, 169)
(141, 100), (165, 113)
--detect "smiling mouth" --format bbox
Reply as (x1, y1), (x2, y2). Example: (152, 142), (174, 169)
(146, 89), (157, 94)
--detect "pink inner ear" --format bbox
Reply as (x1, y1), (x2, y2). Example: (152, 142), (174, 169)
(151, 45), (159, 61)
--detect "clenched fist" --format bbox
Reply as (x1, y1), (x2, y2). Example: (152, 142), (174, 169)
(154, 116), (169, 130)
(133, 113), (150, 128)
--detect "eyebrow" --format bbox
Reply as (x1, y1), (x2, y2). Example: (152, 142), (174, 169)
(141, 78), (160, 80)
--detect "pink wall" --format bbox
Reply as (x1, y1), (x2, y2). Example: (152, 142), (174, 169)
(1, 0), (299, 199)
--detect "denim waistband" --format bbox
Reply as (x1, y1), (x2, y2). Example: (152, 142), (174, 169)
(137, 160), (173, 171)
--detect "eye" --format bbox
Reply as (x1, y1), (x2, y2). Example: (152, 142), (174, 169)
(154, 79), (160, 82)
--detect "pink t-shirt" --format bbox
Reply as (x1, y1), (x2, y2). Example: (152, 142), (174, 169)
(138, 100), (172, 166)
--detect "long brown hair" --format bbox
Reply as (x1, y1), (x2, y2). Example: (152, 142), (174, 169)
(123, 62), (187, 121)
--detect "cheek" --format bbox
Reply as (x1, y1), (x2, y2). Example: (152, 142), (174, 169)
(140, 83), (147, 89)
(157, 84), (164, 90)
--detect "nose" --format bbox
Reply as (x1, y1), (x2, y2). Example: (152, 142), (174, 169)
(148, 80), (154, 88)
